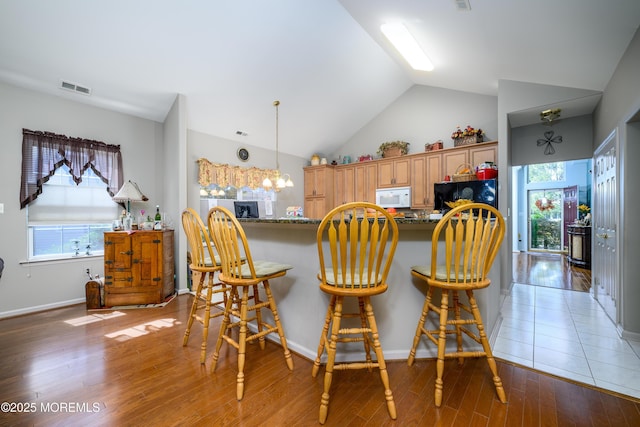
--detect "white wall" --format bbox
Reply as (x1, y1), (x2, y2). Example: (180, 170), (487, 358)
(333, 84), (498, 162)
(0, 82), (163, 317)
(595, 27), (640, 336)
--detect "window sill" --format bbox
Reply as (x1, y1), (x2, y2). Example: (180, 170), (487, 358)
(20, 253), (104, 265)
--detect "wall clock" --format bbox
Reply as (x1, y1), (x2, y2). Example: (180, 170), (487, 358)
(237, 147), (250, 162)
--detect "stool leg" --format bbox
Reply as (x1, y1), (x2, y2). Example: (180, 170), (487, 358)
(364, 296), (396, 420)
(452, 290), (464, 366)
(358, 297), (373, 368)
(435, 289), (449, 407)
(253, 284), (266, 350)
(408, 287), (434, 366)
(199, 272), (214, 364)
(319, 296), (343, 424)
(210, 287), (234, 373)
(467, 290), (507, 403)
(312, 295), (335, 378)
(263, 280), (293, 371)
(183, 270), (204, 347)
(236, 287), (250, 400)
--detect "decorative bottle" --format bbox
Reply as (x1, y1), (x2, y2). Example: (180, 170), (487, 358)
(154, 205), (162, 230)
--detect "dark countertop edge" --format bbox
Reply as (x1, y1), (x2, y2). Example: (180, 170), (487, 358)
(237, 218), (439, 227)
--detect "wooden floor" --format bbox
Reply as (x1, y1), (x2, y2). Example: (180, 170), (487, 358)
(1, 294), (638, 426)
(513, 251), (592, 292)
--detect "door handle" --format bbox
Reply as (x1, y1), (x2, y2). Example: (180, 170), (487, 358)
(596, 233), (608, 239)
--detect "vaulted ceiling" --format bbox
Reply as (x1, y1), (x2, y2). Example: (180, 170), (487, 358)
(1, 1), (639, 158)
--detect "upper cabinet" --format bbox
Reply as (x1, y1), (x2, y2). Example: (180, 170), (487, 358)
(335, 162), (378, 205)
(411, 152), (442, 209)
(377, 156), (411, 188)
(304, 165), (335, 219)
(303, 141), (498, 215)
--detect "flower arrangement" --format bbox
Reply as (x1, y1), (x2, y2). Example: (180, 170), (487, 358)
(578, 204), (590, 214)
(451, 125), (484, 140)
(377, 140), (410, 157)
(535, 198), (555, 211)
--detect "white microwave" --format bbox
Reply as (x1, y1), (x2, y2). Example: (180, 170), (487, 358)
(375, 187), (411, 208)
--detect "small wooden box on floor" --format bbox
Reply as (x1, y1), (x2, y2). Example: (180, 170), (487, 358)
(103, 230), (175, 306)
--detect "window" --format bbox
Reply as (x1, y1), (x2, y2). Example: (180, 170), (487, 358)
(27, 165), (118, 260)
(527, 162), (565, 183)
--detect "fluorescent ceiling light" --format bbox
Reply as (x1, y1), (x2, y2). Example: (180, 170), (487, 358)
(381, 23), (434, 71)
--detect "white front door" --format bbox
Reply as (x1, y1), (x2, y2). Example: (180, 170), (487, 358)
(593, 130), (618, 323)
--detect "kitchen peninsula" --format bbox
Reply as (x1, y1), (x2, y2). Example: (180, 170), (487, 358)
(233, 217), (503, 362)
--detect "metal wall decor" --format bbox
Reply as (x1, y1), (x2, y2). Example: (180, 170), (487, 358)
(537, 130), (562, 155)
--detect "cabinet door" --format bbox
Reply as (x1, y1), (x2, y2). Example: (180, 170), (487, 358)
(424, 153), (442, 208)
(354, 163), (377, 203)
(469, 143), (497, 169)
(304, 197), (328, 220)
(393, 157), (411, 186)
(335, 166), (355, 205)
(442, 150), (469, 178)
(132, 232), (162, 288)
(304, 166), (330, 197)
(104, 232), (133, 286)
(377, 157), (411, 188)
(411, 153), (442, 209)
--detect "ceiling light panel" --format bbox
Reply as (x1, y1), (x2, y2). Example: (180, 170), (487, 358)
(380, 23), (434, 72)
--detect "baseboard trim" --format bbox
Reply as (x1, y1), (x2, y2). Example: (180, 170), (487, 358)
(0, 298), (85, 320)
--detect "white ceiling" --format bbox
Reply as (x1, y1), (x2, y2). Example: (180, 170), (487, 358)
(1, 1), (639, 158)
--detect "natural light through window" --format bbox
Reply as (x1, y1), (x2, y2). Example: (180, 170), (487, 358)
(104, 318), (180, 341)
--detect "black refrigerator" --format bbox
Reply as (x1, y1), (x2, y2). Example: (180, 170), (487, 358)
(433, 179), (498, 212)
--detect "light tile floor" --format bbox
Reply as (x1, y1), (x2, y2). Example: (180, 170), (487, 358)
(494, 283), (640, 399)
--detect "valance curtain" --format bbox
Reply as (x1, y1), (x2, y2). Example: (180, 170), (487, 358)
(197, 158), (277, 189)
(20, 128), (123, 209)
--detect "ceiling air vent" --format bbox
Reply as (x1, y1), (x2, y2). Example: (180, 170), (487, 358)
(60, 80), (91, 96)
(454, 0), (471, 11)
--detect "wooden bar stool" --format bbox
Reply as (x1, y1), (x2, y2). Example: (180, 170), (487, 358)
(407, 203), (506, 407)
(312, 202), (398, 424)
(181, 208), (232, 364)
(207, 206), (294, 400)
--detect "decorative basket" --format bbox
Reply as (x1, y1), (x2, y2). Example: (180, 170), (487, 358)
(382, 146), (403, 158)
(453, 134), (483, 147)
(452, 163), (477, 182)
(425, 141), (443, 152)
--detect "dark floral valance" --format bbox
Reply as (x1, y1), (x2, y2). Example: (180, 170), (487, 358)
(20, 128), (123, 209)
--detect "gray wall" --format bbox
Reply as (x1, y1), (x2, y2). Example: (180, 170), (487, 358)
(511, 115), (593, 166)
(186, 129), (307, 219)
(0, 82), (163, 317)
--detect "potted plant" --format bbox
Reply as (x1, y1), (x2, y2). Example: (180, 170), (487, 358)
(377, 140), (410, 158)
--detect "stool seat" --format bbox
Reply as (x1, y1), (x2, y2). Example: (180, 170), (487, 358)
(312, 202), (398, 424)
(407, 203), (507, 407)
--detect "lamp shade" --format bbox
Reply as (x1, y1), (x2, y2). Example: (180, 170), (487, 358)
(112, 181), (148, 211)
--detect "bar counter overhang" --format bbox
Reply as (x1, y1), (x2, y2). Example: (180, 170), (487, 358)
(233, 217), (504, 363)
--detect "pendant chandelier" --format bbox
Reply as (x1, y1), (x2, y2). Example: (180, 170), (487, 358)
(263, 100), (293, 191)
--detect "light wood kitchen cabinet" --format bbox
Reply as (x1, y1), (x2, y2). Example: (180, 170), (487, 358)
(335, 165), (355, 205)
(469, 142), (497, 168)
(335, 162), (377, 205)
(377, 156), (411, 188)
(354, 162), (378, 203)
(304, 165), (334, 219)
(442, 149), (469, 178)
(440, 141), (498, 178)
(103, 230), (175, 306)
(411, 152), (442, 209)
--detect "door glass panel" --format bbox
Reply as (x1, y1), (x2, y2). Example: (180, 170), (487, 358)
(529, 189), (563, 251)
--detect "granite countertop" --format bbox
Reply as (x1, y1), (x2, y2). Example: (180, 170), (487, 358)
(236, 217), (439, 226)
